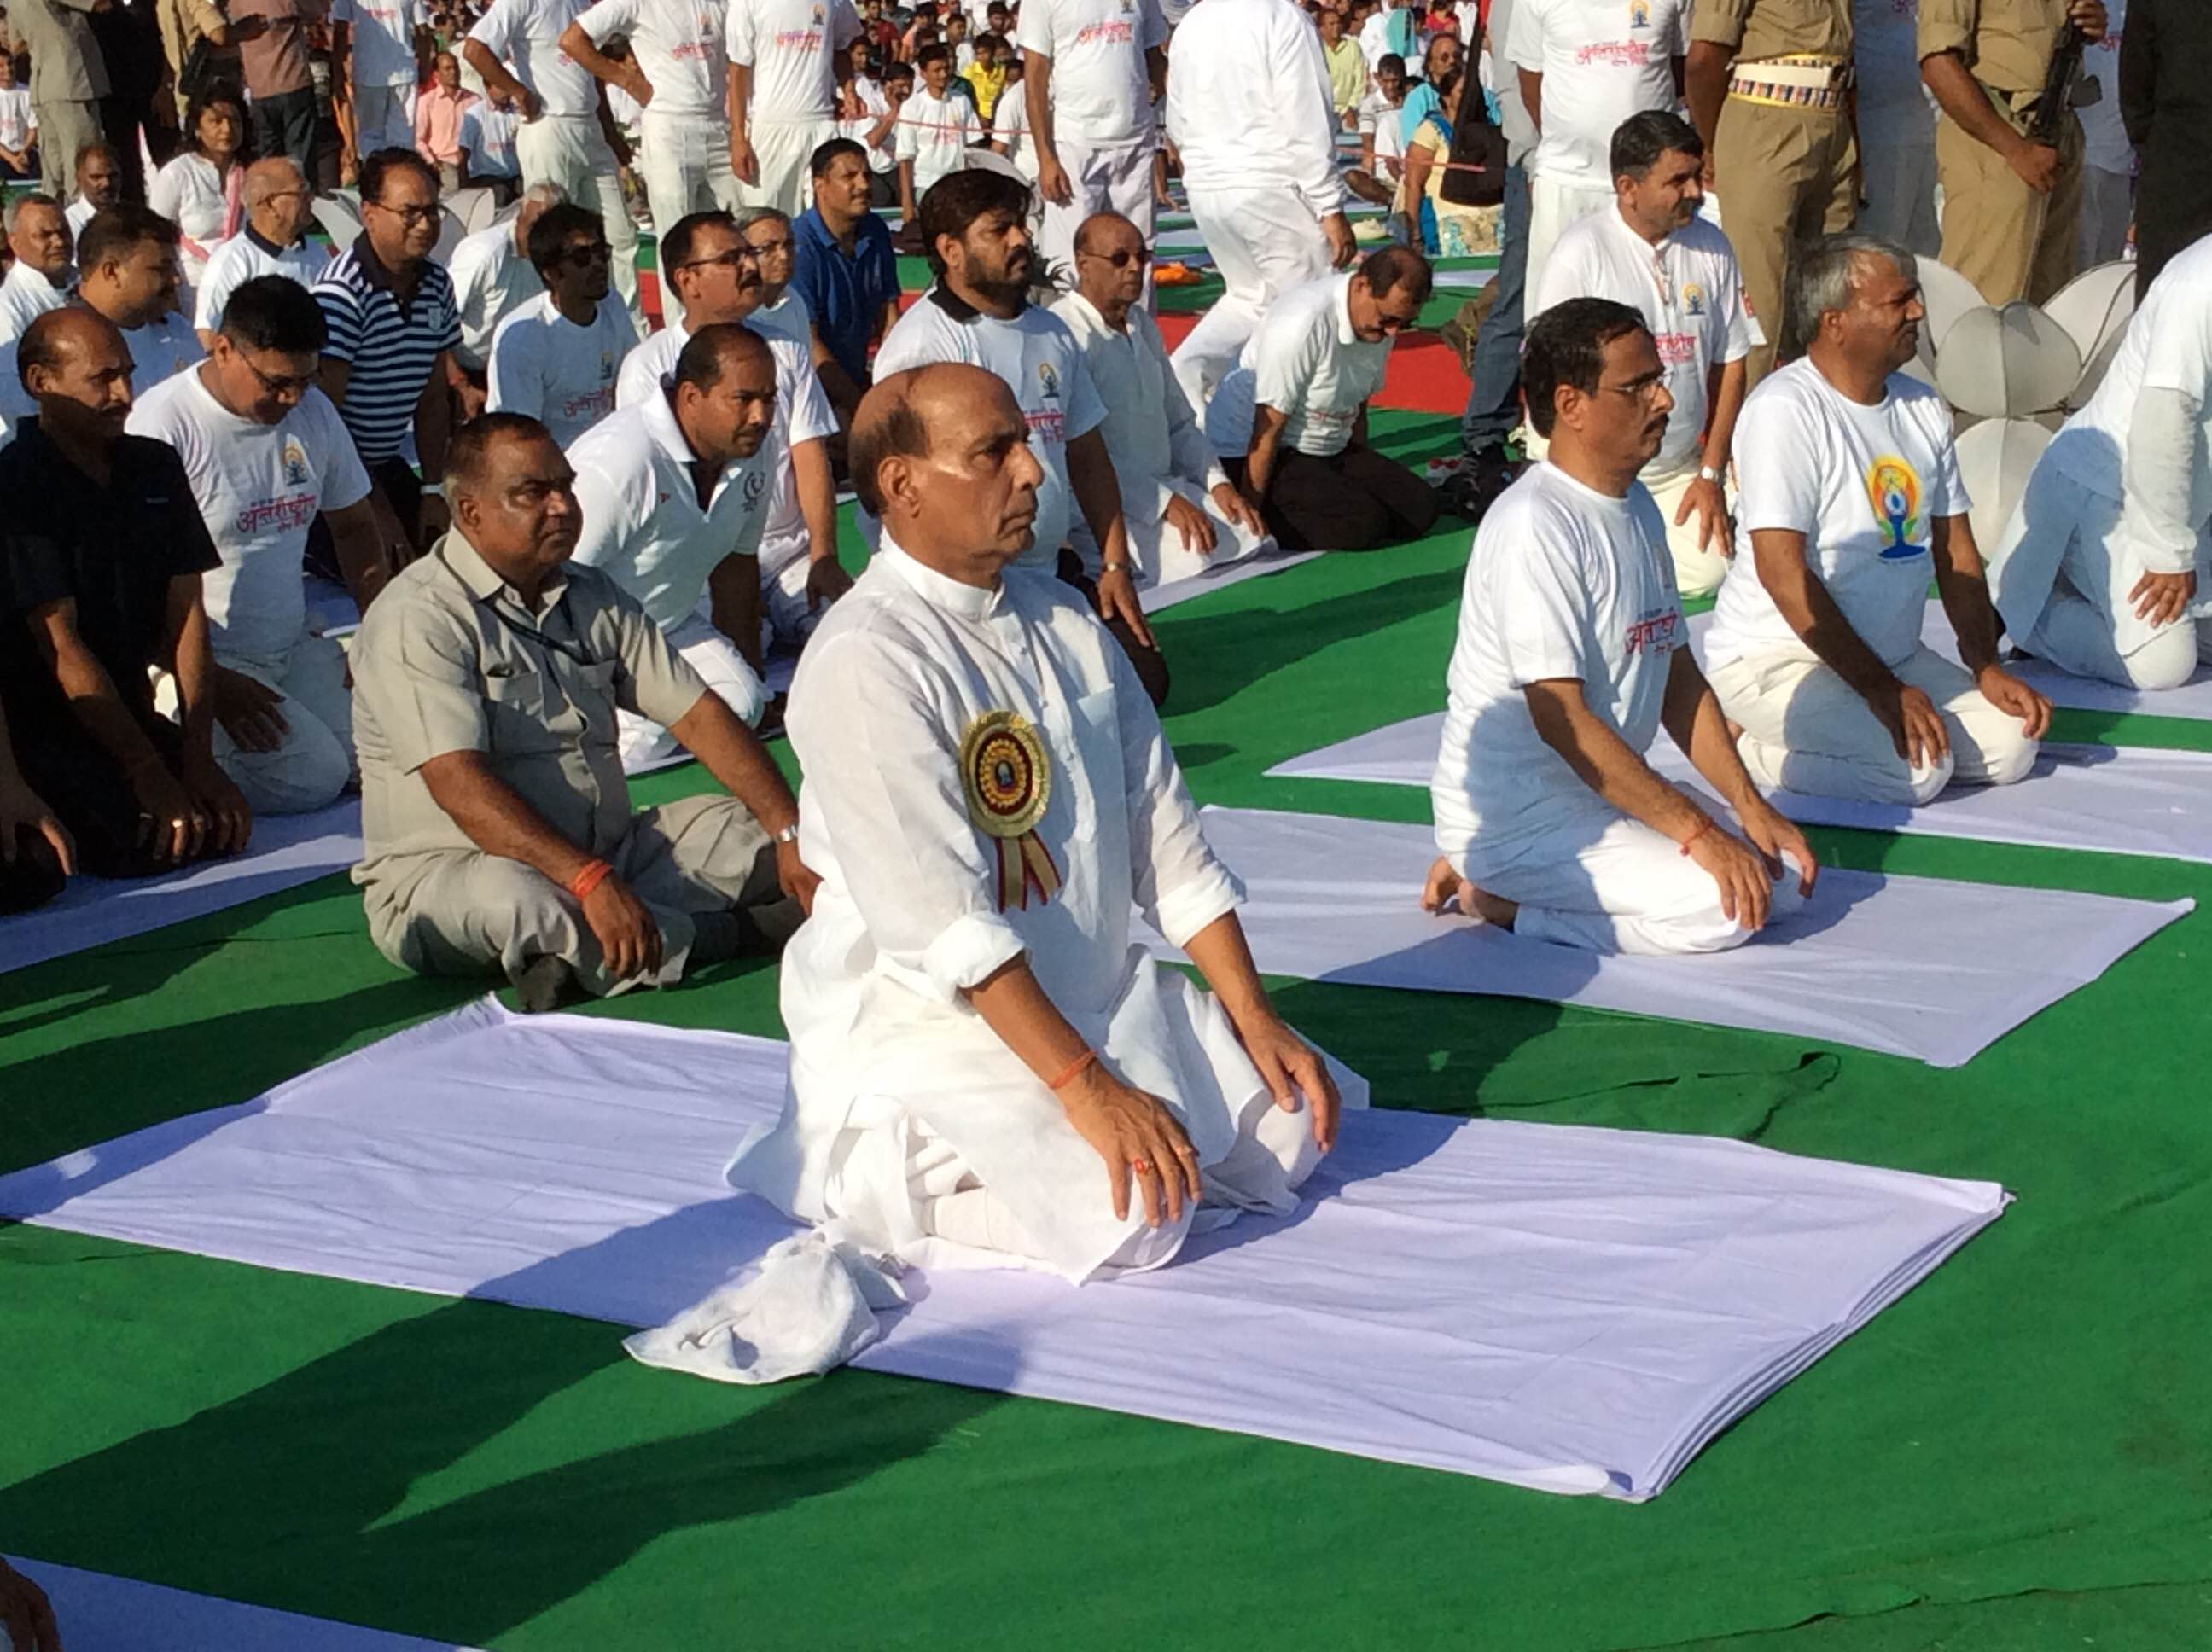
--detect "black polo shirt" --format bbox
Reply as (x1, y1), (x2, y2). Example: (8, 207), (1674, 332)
(0, 418), (221, 752)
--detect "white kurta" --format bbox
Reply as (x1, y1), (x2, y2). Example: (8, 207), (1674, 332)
(733, 542), (1293, 1283)
(1051, 289), (1271, 585)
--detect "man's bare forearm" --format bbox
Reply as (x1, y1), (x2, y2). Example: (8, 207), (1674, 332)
(1024, 50), (1057, 164)
(1179, 910), (1274, 1026)
(1930, 514), (2002, 672)
(1526, 678), (1709, 841)
(1921, 51), (2026, 159)
(1243, 406), (1289, 505)
(1659, 648), (1763, 811)
(793, 437), (838, 562)
(1066, 429), (1130, 567)
(1702, 358), (1746, 471)
(167, 586), (222, 768)
(707, 553), (765, 673)
(1749, 529), (1901, 701)
(463, 40), (530, 109)
(667, 691), (800, 834)
(963, 953), (1091, 1082)
(421, 750), (599, 882)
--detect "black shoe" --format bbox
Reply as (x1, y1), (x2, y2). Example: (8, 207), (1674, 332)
(1441, 450), (1523, 521)
(514, 955), (576, 1015)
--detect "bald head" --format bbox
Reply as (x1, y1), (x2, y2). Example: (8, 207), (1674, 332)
(853, 363), (1043, 576)
(1070, 211), (1148, 317)
(18, 306), (125, 389)
(18, 307), (136, 439)
(244, 157), (306, 209)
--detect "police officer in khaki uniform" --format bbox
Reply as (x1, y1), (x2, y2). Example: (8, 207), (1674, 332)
(1685, 0), (1855, 383)
(1919, 0), (2108, 306)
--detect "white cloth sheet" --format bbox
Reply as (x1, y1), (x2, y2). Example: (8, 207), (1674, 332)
(3, 1556), (483, 1652)
(1145, 807), (2188, 1067)
(1141, 547), (1322, 613)
(0, 997), (2011, 1499)
(0, 800), (363, 976)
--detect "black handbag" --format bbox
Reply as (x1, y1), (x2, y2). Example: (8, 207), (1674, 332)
(1437, 108), (1507, 209)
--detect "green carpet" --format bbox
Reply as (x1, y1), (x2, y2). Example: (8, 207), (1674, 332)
(7, 411), (2212, 1650)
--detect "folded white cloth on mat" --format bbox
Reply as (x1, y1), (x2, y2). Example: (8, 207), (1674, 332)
(4, 1554), (485, 1651)
(1271, 707), (2212, 866)
(621, 1230), (909, 1383)
(1142, 547), (1321, 614)
(1142, 808), (2189, 1067)
(0, 998), (2012, 1498)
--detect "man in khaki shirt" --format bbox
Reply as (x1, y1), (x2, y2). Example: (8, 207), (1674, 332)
(1685, 0), (1854, 381)
(350, 411), (818, 1009)
(1919, 0), (2108, 305)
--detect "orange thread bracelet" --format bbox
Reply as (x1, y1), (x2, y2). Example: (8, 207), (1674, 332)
(1678, 817), (1715, 857)
(1046, 1050), (1097, 1091)
(568, 858), (614, 901)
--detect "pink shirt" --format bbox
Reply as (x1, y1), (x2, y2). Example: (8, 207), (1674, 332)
(414, 84), (479, 165)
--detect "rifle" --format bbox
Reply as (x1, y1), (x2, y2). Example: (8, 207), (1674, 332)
(2029, 20), (2093, 147)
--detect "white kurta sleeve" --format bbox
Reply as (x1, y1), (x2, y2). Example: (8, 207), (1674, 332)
(1109, 645), (1241, 947)
(1275, 7), (1348, 220)
(2123, 385), (2207, 576)
(802, 628), (1029, 1002)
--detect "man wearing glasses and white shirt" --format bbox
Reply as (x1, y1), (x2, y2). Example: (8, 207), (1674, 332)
(465, 0), (646, 322)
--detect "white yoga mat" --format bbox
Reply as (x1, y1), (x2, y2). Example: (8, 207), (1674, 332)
(4, 1556), (481, 1651)
(0, 998), (2008, 1500)
(1268, 708), (2212, 866)
(0, 801), (363, 976)
(1145, 548), (1323, 614)
(1918, 602), (2212, 721)
(1145, 808), (2187, 1067)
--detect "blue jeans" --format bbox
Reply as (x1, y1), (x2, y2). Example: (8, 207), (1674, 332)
(1460, 161), (1528, 457)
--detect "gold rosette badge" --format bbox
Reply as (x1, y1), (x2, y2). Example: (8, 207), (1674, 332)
(959, 710), (1063, 911)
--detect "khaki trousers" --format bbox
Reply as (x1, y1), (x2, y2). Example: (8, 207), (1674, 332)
(1711, 96), (1856, 383)
(370, 794), (792, 997)
(1936, 105), (2084, 306)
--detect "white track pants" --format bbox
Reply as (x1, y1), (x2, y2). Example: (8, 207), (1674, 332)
(1170, 182), (1332, 412)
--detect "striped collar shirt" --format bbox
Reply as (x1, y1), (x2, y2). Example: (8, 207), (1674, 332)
(312, 236), (463, 463)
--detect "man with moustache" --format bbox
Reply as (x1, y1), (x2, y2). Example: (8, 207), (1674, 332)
(722, 360), (1345, 1288)
(0, 194), (75, 346)
(1701, 233), (2048, 805)
(1, 206), (202, 427)
(1529, 112), (1756, 598)
(1421, 297), (1817, 957)
(348, 410), (816, 1009)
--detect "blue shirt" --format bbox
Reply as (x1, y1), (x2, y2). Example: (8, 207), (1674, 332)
(790, 207), (900, 388)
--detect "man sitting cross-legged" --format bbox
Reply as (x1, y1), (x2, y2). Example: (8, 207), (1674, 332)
(1051, 210), (1273, 587)
(1702, 233), (2050, 806)
(732, 362), (1342, 1280)
(349, 413), (817, 1010)
(1421, 298), (1818, 957)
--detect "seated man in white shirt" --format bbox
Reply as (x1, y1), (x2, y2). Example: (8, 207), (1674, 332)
(614, 210), (850, 659)
(1702, 234), (2050, 805)
(896, 44), (982, 228)
(486, 202), (633, 449)
(1530, 111), (1755, 598)
(569, 324), (783, 771)
(1984, 231), (2212, 693)
(457, 92), (524, 199)
(873, 167), (1164, 700)
(1051, 210), (1272, 586)
(194, 159), (330, 347)
(728, 359), (1343, 1284)
(0, 193), (73, 346)
(1423, 297), (1817, 957)
(3, 206), (202, 427)
(1209, 245), (1440, 554)
(734, 205), (813, 349)
(445, 182), (565, 382)
(128, 277), (392, 814)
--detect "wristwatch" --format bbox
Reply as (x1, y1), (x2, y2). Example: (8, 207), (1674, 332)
(1101, 560), (1133, 577)
(1697, 464), (1724, 485)
(773, 823), (800, 846)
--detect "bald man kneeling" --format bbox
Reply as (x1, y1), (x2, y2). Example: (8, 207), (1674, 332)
(731, 362), (1346, 1283)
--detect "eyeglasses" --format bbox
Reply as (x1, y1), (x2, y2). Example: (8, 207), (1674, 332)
(237, 352), (319, 398)
(1598, 374), (1668, 402)
(1080, 246), (1151, 268)
(744, 236), (794, 257)
(677, 247), (760, 273)
(369, 199), (441, 225)
(557, 241), (614, 267)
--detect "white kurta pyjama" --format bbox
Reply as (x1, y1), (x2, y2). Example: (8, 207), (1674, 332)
(1051, 289), (1272, 585)
(731, 543), (1320, 1282)
(1705, 359), (2039, 805)
(1986, 232), (2212, 692)
(1530, 207), (1757, 596)
(1431, 462), (1798, 956)
(1163, 0), (1344, 411)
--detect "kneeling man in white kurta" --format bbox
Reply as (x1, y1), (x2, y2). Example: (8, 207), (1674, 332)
(733, 363), (1345, 1283)
(1423, 299), (1819, 957)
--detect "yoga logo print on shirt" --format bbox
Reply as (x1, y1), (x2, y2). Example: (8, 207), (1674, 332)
(1864, 455), (1929, 561)
(1680, 281), (1705, 318)
(281, 436), (311, 487)
(1629, 0), (1650, 27)
(960, 710), (1062, 911)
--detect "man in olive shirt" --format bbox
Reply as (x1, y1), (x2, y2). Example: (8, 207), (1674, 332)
(1685, 0), (1854, 382)
(349, 412), (818, 1010)
(1920, 0), (2108, 305)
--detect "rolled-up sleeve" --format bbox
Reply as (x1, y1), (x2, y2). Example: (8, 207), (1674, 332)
(1916, 0), (1977, 62)
(1686, 0), (1749, 51)
(794, 626), (1027, 1003)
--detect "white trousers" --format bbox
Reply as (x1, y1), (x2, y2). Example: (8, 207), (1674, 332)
(210, 634), (355, 816)
(916, 1086), (1324, 1274)
(1524, 175), (1615, 301)
(1466, 786), (1806, 957)
(1995, 467), (2212, 691)
(2079, 165), (2134, 270)
(758, 533), (825, 652)
(352, 82), (417, 156)
(1171, 181), (1332, 413)
(1037, 141), (1158, 303)
(638, 110), (743, 327)
(744, 117), (837, 216)
(515, 113), (643, 321)
(1858, 137), (1941, 259)
(617, 609), (769, 772)
(1708, 643), (2040, 806)
(1644, 461), (1732, 599)
(1072, 474), (1273, 586)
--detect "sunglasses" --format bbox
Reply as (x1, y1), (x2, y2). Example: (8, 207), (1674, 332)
(1080, 246), (1151, 268)
(370, 199), (441, 225)
(557, 241), (614, 267)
